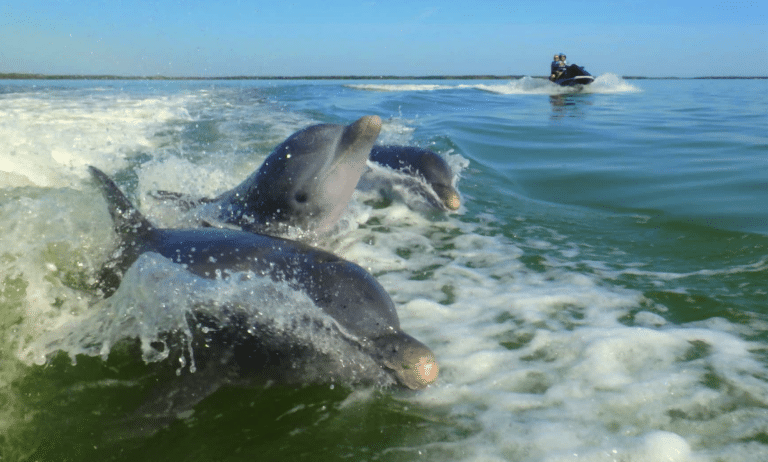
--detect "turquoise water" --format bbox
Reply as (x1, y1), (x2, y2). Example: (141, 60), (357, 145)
(1, 76), (767, 461)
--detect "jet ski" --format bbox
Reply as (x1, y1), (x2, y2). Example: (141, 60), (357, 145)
(553, 64), (595, 86)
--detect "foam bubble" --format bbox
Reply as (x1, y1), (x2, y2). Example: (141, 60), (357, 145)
(640, 431), (692, 461)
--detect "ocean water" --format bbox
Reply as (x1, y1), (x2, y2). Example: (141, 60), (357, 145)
(1, 76), (767, 461)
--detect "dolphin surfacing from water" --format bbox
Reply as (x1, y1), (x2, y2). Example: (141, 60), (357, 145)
(152, 115), (382, 235)
(88, 165), (438, 394)
(150, 118), (461, 235)
(367, 145), (461, 211)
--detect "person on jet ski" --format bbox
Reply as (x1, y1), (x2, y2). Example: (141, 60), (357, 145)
(550, 54), (567, 81)
(550, 54), (561, 79)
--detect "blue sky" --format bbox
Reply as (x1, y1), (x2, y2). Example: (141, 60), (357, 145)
(1, 1), (766, 77)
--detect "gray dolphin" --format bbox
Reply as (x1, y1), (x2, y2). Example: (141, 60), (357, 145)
(151, 120), (461, 235)
(368, 145), (461, 211)
(89, 166), (438, 393)
(152, 115), (381, 235)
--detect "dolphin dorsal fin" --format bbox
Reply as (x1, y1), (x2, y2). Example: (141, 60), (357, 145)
(88, 166), (155, 240)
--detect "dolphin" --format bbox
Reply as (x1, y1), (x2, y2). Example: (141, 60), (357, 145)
(367, 145), (461, 211)
(150, 119), (461, 235)
(89, 166), (438, 395)
(151, 115), (381, 235)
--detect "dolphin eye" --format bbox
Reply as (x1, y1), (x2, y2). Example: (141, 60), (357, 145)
(294, 192), (308, 203)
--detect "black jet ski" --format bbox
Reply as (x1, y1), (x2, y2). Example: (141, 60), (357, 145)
(554, 64), (595, 86)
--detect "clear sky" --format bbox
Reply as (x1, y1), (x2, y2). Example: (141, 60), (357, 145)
(1, 1), (766, 77)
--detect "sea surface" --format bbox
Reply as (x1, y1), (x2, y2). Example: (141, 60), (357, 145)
(1, 76), (767, 461)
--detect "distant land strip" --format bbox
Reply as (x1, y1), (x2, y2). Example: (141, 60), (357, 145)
(1, 73), (766, 80)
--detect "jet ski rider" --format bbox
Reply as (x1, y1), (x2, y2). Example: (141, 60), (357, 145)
(550, 53), (567, 81)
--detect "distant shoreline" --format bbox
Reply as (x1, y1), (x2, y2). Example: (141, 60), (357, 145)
(1, 73), (766, 81)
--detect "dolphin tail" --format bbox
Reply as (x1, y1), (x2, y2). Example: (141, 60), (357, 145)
(88, 166), (155, 296)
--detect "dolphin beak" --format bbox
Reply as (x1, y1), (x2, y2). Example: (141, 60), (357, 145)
(445, 191), (461, 210)
(339, 115), (382, 156)
(351, 115), (382, 139)
(434, 184), (461, 211)
(372, 332), (439, 390)
(399, 352), (439, 390)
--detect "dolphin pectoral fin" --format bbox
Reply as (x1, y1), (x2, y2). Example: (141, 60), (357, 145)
(199, 220), (234, 229)
(113, 360), (236, 440)
(149, 190), (185, 200)
(149, 190), (214, 211)
(113, 312), (242, 439)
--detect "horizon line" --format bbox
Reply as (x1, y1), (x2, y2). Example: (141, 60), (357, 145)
(1, 73), (767, 81)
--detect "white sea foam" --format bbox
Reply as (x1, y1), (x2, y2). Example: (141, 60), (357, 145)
(328, 195), (768, 461)
(0, 90), (195, 189)
(478, 74), (640, 95)
(346, 74), (640, 96)
(0, 186), (114, 355)
(377, 117), (417, 145)
(589, 73), (642, 93)
(347, 83), (460, 92)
